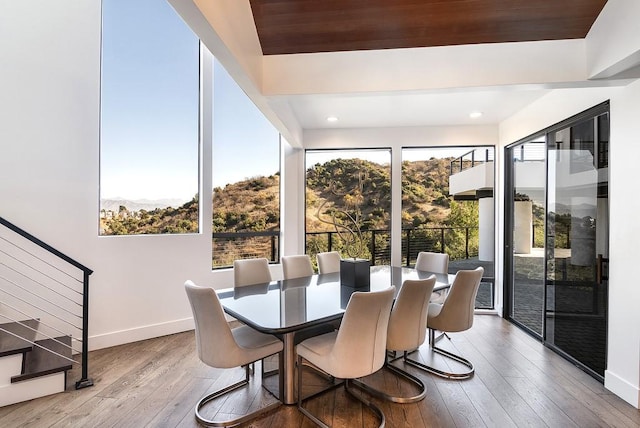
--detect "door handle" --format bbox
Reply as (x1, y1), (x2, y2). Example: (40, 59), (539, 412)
(596, 254), (608, 285)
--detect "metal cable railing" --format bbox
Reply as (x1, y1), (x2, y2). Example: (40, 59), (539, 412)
(0, 216), (93, 389)
(0, 315), (76, 363)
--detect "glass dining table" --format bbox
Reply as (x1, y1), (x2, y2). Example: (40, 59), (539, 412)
(217, 265), (452, 404)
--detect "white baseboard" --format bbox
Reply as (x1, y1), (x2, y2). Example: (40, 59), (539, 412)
(605, 369), (640, 409)
(88, 317), (195, 351)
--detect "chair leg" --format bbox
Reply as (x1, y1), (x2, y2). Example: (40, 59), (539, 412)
(297, 355), (384, 428)
(345, 379), (385, 428)
(405, 330), (474, 380)
(349, 354), (426, 403)
(428, 328), (450, 344)
(195, 358), (282, 427)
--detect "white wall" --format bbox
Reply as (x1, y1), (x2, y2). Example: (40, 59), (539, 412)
(0, 0), (285, 351)
(499, 83), (640, 408)
(587, 0), (640, 78)
(607, 79), (640, 408)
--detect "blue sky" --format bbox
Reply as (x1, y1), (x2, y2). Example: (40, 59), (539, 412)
(100, 0), (279, 201)
(99, 1), (481, 203)
(213, 59), (280, 189)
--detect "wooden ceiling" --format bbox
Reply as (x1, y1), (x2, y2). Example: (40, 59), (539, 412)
(249, 0), (608, 55)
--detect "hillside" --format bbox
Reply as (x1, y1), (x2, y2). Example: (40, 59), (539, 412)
(100, 157), (457, 236)
(212, 174), (280, 232)
(401, 158), (452, 226)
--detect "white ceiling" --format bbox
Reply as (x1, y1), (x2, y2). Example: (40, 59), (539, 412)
(283, 88), (550, 129)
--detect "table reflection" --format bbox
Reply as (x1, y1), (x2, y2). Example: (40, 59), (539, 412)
(220, 265), (452, 334)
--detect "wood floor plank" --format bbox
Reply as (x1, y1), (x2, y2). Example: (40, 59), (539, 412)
(469, 317), (632, 427)
(504, 375), (580, 427)
(435, 381), (487, 427)
(2, 318), (639, 427)
(452, 330), (548, 428)
(146, 376), (214, 428)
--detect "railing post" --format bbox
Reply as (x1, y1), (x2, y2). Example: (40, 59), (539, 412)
(471, 150), (475, 167)
(370, 230), (376, 266)
(327, 232), (333, 252)
(440, 228), (445, 253)
(76, 270), (93, 389)
(405, 229), (411, 267)
(271, 235), (276, 262)
(532, 224), (535, 247)
(465, 227), (470, 259)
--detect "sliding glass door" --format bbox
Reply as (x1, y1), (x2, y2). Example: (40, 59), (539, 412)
(545, 111), (609, 377)
(506, 139), (546, 336)
(506, 103), (609, 379)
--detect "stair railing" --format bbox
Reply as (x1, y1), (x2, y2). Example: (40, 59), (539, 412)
(0, 216), (93, 389)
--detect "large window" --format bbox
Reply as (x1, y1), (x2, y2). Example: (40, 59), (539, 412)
(211, 59), (280, 268)
(100, 0), (200, 235)
(402, 147), (495, 309)
(305, 149), (391, 270)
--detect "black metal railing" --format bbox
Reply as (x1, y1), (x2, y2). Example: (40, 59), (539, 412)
(0, 216), (93, 389)
(212, 230), (280, 268)
(450, 148), (494, 175)
(212, 226), (493, 309)
(213, 226), (478, 268)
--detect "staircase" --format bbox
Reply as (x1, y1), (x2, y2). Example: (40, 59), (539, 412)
(0, 319), (73, 406)
(0, 216), (93, 407)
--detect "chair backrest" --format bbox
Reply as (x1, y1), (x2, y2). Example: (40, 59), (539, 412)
(233, 258), (272, 287)
(331, 286), (395, 379)
(184, 280), (241, 368)
(316, 251), (341, 274)
(386, 276), (436, 352)
(435, 267), (484, 332)
(282, 254), (314, 279)
(415, 251), (449, 274)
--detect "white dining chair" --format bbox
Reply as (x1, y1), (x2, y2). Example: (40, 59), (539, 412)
(415, 251), (449, 273)
(416, 251), (450, 308)
(234, 257), (272, 287)
(316, 251), (341, 274)
(296, 286), (395, 428)
(406, 267), (484, 379)
(184, 280), (283, 426)
(351, 275), (436, 403)
(282, 254), (314, 279)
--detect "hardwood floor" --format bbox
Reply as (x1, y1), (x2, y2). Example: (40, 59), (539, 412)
(1, 315), (638, 427)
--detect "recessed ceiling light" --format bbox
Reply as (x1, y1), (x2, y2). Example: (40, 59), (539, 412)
(326, 116), (338, 122)
(469, 111), (483, 119)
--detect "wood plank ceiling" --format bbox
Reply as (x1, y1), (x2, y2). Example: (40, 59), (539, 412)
(249, 0), (608, 55)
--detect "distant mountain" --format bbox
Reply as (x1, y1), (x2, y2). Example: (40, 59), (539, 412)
(100, 198), (188, 212)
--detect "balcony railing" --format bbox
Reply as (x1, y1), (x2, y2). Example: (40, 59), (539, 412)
(212, 226), (493, 309)
(212, 226), (479, 268)
(450, 148), (494, 175)
(212, 230), (279, 268)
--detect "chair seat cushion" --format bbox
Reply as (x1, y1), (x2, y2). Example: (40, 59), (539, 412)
(297, 331), (378, 379)
(296, 331), (343, 375)
(231, 325), (283, 365)
(426, 302), (444, 330)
